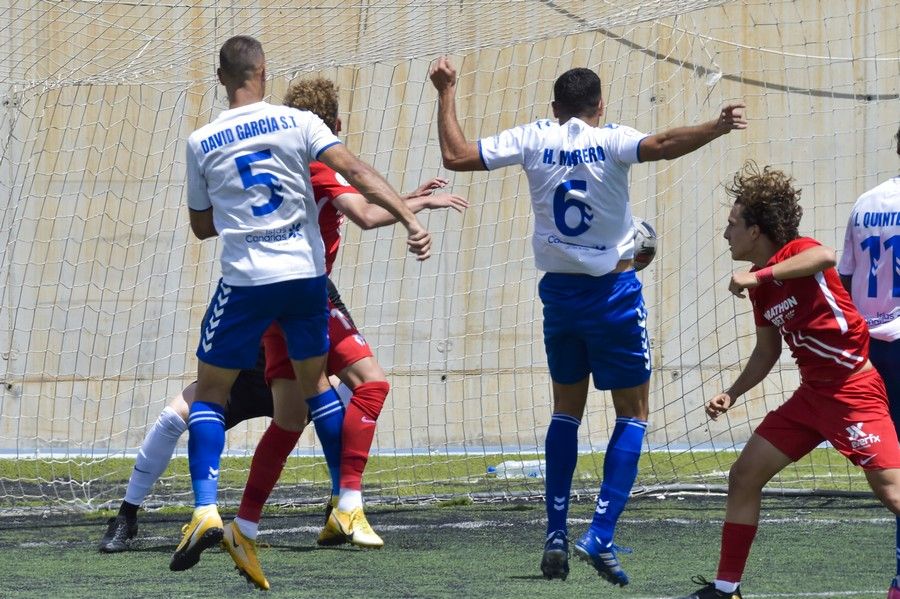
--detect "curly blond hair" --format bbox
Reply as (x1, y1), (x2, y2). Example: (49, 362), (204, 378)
(283, 77), (339, 133)
(726, 162), (802, 247)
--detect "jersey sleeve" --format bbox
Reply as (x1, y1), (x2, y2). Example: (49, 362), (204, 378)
(478, 124), (532, 170)
(604, 124), (647, 165)
(310, 162), (358, 201)
(836, 211), (857, 276)
(185, 140), (212, 211)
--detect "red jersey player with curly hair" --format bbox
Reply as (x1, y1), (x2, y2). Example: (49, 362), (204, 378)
(678, 163), (900, 599)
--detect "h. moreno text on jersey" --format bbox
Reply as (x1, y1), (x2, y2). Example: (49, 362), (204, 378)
(853, 210), (900, 227)
(541, 146), (607, 166)
(200, 115), (300, 154)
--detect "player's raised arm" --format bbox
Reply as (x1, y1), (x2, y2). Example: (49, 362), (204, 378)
(429, 57), (486, 172)
(318, 143), (433, 260)
(637, 102), (747, 162)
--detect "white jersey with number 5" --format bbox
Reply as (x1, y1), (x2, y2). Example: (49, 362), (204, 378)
(186, 101), (341, 286)
(837, 176), (900, 341)
(478, 118), (646, 276)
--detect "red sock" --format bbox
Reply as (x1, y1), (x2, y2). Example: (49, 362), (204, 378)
(339, 381), (390, 490)
(716, 521), (758, 583)
(237, 421), (300, 523)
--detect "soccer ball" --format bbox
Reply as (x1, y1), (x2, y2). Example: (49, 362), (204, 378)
(632, 217), (658, 272)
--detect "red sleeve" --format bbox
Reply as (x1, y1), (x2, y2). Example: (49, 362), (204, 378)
(309, 161), (358, 201)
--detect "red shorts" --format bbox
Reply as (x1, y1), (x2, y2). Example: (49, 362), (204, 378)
(262, 300), (373, 384)
(755, 368), (900, 470)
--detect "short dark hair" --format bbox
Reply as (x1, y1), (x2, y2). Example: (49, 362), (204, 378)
(219, 36), (264, 84)
(727, 162), (802, 247)
(553, 68), (602, 117)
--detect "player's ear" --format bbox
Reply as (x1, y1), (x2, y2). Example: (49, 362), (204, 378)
(551, 101), (560, 119)
(597, 98), (605, 117)
(335, 116), (342, 135)
(216, 67), (225, 86)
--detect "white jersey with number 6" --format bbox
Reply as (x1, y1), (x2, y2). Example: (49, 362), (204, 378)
(186, 101), (341, 286)
(838, 176), (900, 341)
(478, 118), (646, 276)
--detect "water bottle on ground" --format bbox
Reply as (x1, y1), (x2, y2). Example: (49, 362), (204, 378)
(486, 459), (545, 479)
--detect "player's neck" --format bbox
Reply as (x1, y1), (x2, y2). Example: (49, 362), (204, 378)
(558, 114), (600, 127)
(228, 84), (265, 110)
(750, 240), (779, 268)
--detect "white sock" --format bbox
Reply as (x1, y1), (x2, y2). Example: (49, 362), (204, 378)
(714, 579), (740, 593)
(234, 516), (259, 540)
(124, 406), (187, 506)
(337, 488), (363, 512)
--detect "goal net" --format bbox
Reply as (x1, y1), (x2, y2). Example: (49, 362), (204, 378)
(1, 0), (898, 510)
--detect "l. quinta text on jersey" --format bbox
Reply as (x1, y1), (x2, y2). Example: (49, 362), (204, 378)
(541, 145), (607, 166)
(853, 210), (900, 227)
(200, 115), (300, 154)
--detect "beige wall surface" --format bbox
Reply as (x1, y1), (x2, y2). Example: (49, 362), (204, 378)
(0, 1), (897, 461)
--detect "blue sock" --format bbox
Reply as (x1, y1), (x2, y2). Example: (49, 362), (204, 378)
(187, 401), (225, 508)
(544, 413), (581, 536)
(895, 515), (900, 576)
(590, 416), (647, 545)
(307, 387), (344, 496)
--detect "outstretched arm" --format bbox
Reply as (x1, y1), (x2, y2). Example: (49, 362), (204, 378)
(706, 325), (781, 420)
(429, 57), (486, 172)
(638, 102), (747, 162)
(332, 187), (469, 230)
(318, 144), (432, 260)
(727, 245), (837, 298)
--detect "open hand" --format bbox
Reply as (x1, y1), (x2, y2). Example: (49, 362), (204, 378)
(407, 177), (449, 198)
(426, 193), (469, 213)
(716, 102), (748, 133)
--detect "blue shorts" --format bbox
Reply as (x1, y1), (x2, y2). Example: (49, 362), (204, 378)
(539, 271), (651, 390)
(196, 276), (329, 370)
(870, 338), (900, 437)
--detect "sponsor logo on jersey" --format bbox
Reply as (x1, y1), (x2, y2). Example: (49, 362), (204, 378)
(763, 295), (798, 326)
(245, 222), (304, 243)
(847, 422), (881, 449)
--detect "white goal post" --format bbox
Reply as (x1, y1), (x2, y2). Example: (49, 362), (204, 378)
(0, 0), (898, 509)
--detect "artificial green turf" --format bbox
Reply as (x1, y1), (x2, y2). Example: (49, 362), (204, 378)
(0, 495), (891, 598)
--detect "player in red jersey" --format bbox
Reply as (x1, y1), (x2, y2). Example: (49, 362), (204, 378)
(222, 77), (467, 588)
(678, 163), (900, 599)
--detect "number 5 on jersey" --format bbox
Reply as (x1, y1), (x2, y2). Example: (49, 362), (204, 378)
(235, 149), (284, 216)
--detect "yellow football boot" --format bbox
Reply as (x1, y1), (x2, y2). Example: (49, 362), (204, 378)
(321, 506), (384, 549)
(222, 520), (270, 591)
(169, 505), (224, 571)
(316, 496), (346, 546)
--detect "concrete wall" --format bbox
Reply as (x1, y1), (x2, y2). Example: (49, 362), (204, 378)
(0, 0), (897, 459)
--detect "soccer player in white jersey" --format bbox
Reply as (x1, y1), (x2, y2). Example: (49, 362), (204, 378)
(837, 125), (900, 599)
(170, 35), (431, 575)
(429, 57), (746, 585)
